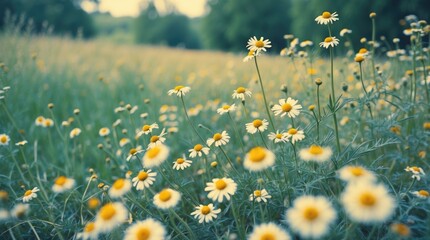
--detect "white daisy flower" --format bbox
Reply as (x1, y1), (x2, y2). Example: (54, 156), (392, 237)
(99, 127), (110, 137)
(35, 116), (45, 126)
(124, 218), (166, 240)
(173, 156), (192, 170)
(299, 145), (332, 163)
(315, 11), (339, 25)
(405, 166), (425, 181)
(132, 169), (157, 190)
(248, 222), (291, 240)
(271, 98), (302, 118)
(268, 131), (289, 143)
(43, 118), (54, 128)
(188, 143), (210, 158)
(22, 187), (39, 203)
(286, 128), (305, 144)
(108, 178), (132, 198)
(217, 104), (237, 115)
(119, 138), (131, 147)
(76, 222), (98, 240)
(205, 177), (237, 203)
(299, 40), (313, 47)
(340, 28), (352, 37)
(191, 203), (221, 224)
(70, 128), (82, 139)
(319, 36), (340, 48)
(245, 119), (269, 134)
(52, 176), (75, 193)
(126, 146), (144, 161)
(142, 144), (170, 168)
(206, 131), (230, 147)
(232, 87), (252, 101)
(137, 123), (159, 137)
(243, 50), (257, 62)
(337, 165), (376, 183)
(249, 189), (272, 203)
(247, 36), (272, 54)
(168, 85), (191, 97)
(0, 134), (10, 146)
(243, 147), (276, 172)
(147, 128), (167, 149)
(15, 140), (28, 146)
(153, 188), (181, 210)
(411, 190), (429, 199)
(94, 202), (128, 233)
(11, 204), (29, 219)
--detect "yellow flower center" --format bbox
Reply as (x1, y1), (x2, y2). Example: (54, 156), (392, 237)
(113, 179), (125, 190)
(100, 204), (116, 220)
(360, 192), (376, 206)
(236, 87), (246, 94)
(176, 158), (185, 164)
(45, 120), (52, 127)
(88, 198), (100, 209)
(222, 105), (230, 110)
(359, 48), (368, 54)
(303, 207), (319, 221)
(411, 166), (420, 172)
(247, 50), (254, 56)
(275, 134), (283, 139)
(194, 144), (203, 151)
(355, 55), (365, 62)
(309, 145), (323, 155)
(418, 190), (429, 197)
(215, 179), (227, 190)
(0, 136), (7, 143)
(281, 103), (292, 112)
(248, 147), (266, 162)
(391, 223), (410, 237)
(201, 206), (211, 215)
(174, 85), (184, 91)
(350, 167), (364, 176)
(253, 119), (263, 128)
(142, 125), (151, 131)
(136, 227), (151, 240)
(260, 233), (275, 240)
(37, 117), (44, 123)
(255, 40), (264, 48)
(150, 135), (159, 143)
(213, 133), (222, 141)
(322, 11), (331, 18)
(101, 128), (108, 134)
(324, 37), (333, 43)
(55, 176), (67, 186)
(129, 148), (138, 155)
(288, 128), (297, 135)
(158, 189), (172, 202)
(254, 190), (262, 197)
(84, 222), (95, 233)
(146, 147), (161, 159)
(138, 171), (149, 181)
(24, 190), (33, 197)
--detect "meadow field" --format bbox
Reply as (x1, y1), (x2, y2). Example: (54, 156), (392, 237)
(0, 12), (429, 240)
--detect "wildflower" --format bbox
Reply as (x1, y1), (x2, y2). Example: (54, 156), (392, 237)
(405, 166), (425, 180)
(191, 203), (221, 223)
(319, 36), (340, 48)
(142, 144), (169, 168)
(299, 145), (332, 163)
(153, 188), (181, 209)
(249, 189), (272, 203)
(246, 119), (269, 134)
(423, 122), (430, 130)
(244, 147), (275, 172)
(173, 156), (192, 170)
(95, 202), (128, 233)
(124, 218), (166, 240)
(271, 98), (302, 118)
(0, 209), (9, 221)
(0, 134), (10, 146)
(99, 127), (110, 137)
(188, 143), (210, 158)
(217, 104), (237, 115)
(132, 169), (157, 190)
(11, 204), (29, 219)
(137, 123), (159, 137)
(109, 178), (132, 198)
(243, 50), (256, 62)
(286, 195), (337, 239)
(70, 128), (82, 139)
(205, 177), (237, 202)
(247, 36), (272, 54)
(76, 222), (98, 240)
(300, 40), (313, 47)
(22, 187), (39, 203)
(35, 116), (45, 126)
(207, 131), (230, 147)
(268, 131), (289, 143)
(126, 146), (144, 161)
(341, 181), (396, 223)
(43, 118), (54, 127)
(315, 11), (339, 25)
(52, 176), (76, 193)
(232, 87), (252, 101)
(286, 128), (305, 144)
(168, 85), (191, 97)
(119, 138), (131, 147)
(15, 140), (28, 146)
(248, 222), (291, 240)
(338, 165), (376, 183)
(147, 128), (167, 149)
(87, 197), (100, 209)
(390, 223), (410, 237)
(411, 190), (429, 199)
(340, 28), (352, 37)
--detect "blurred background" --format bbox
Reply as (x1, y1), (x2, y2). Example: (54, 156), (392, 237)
(0, 0), (429, 52)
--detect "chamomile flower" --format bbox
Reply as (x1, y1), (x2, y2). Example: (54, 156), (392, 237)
(411, 190), (429, 199)
(207, 131), (230, 147)
(249, 189), (272, 203)
(137, 123), (159, 137)
(52, 176), (75, 193)
(35, 116), (45, 126)
(142, 144), (169, 168)
(70, 128), (82, 139)
(0, 134), (10, 146)
(246, 119), (269, 134)
(15, 140), (28, 146)
(124, 218), (166, 240)
(217, 104), (237, 115)
(341, 181), (396, 223)
(286, 195), (337, 239)
(405, 166), (425, 180)
(300, 40), (314, 47)
(319, 36), (340, 48)
(147, 128), (167, 149)
(271, 98), (302, 118)
(315, 11), (339, 25)
(243, 50), (256, 62)
(188, 144), (210, 158)
(340, 28), (352, 37)
(168, 85), (191, 97)
(95, 202), (128, 233)
(109, 178), (132, 198)
(191, 203), (221, 223)
(132, 169), (157, 190)
(247, 36), (272, 54)
(11, 204), (29, 219)
(0, 209), (9, 221)
(43, 118), (54, 128)
(205, 177), (237, 203)
(99, 127), (110, 137)
(173, 156), (192, 170)
(299, 145), (332, 163)
(76, 222), (98, 240)
(338, 165), (376, 183)
(126, 146), (144, 161)
(22, 187), (39, 203)
(119, 138), (131, 147)
(248, 222), (291, 240)
(153, 188), (181, 209)
(244, 147), (275, 172)
(232, 87), (252, 101)
(286, 128), (305, 144)
(268, 131), (289, 143)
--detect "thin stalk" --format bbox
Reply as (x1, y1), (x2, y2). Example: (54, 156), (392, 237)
(180, 96), (206, 144)
(253, 57), (276, 131)
(329, 47), (341, 152)
(227, 112), (246, 155)
(1, 102), (24, 138)
(370, 17), (377, 83)
(317, 85), (322, 121)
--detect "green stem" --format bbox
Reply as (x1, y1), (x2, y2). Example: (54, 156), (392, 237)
(329, 47), (341, 152)
(227, 112), (246, 155)
(180, 96), (206, 144)
(253, 57), (276, 131)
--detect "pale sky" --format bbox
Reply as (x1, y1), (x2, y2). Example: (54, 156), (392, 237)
(81, 0), (207, 18)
